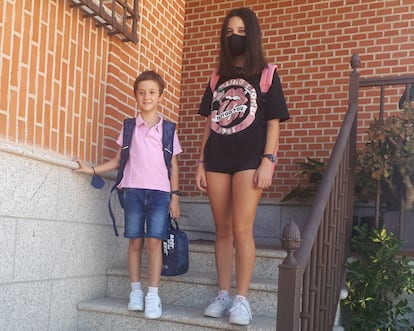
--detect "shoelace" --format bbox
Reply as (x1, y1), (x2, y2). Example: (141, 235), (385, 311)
(229, 299), (252, 319)
(210, 295), (228, 306)
(130, 291), (142, 299)
(146, 295), (160, 307)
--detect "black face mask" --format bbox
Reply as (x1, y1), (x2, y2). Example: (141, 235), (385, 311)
(227, 34), (246, 57)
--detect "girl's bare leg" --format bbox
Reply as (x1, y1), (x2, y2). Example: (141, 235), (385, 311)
(232, 170), (262, 296)
(206, 171), (234, 292)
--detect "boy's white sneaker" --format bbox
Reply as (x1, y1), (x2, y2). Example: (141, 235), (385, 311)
(203, 291), (233, 318)
(127, 289), (144, 311)
(145, 294), (162, 319)
(229, 296), (252, 326)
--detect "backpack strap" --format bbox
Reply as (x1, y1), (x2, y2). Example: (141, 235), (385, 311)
(260, 64), (278, 93)
(209, 64), (277, 93)
(162, 119), (176, 180)
(209, 69), (219, 92)
(108, 118), (136, 236)
(115, 118), (136, 187)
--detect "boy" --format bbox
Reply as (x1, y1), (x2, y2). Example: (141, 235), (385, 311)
(75, 70), (182, 319)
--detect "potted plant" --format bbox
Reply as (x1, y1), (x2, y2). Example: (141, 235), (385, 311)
(343, 224), (414, 330)
(280, 157), (325, 203)
(281, 104), (414, 328)
(283, 102), (414, 230)
(354, 101), (414, 228)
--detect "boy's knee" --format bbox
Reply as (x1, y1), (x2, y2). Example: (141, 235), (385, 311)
(145, 237), (161, 250)
(129, 238), (143, 250)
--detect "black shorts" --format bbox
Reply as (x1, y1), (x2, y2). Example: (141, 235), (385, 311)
(204, 138), (263, 175)
(204, 157), (261, 174)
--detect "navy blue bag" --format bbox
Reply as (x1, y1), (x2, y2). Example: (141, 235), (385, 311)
(161, 219), (189, 276)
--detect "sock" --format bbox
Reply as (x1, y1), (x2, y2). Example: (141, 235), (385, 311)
(218, 290), (229, 297)
(147, 286), (159, 296)
(234, 294), (246, 301)
(131, 282), (142, 292)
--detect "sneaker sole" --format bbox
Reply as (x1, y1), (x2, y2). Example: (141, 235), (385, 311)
(128, 304), (144, 311)
(145, 311), (162, 319)
(229, 317), (251, 326)
(203, 310), (228, 318)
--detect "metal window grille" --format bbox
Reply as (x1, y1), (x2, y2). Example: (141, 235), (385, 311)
(70, 0), (139, 43)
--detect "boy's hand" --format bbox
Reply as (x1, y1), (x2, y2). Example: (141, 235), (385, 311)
(73, 159), (93, 175)
(169, 197), (180, 220)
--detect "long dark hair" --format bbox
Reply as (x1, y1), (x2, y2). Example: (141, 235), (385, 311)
(218, 7), (267, 77)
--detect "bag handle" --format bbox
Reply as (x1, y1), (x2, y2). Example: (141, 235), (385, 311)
(168, 217), (180, 231)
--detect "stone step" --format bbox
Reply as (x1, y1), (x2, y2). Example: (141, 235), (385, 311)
(186, 241), (286, 280)
(106, 240), (285, 318)
(77, 297), (277, 331)
(107, 267), (279, 318)
(77, 240), (285, 329)
(179, 198), (310, 246)
(140, 240), (286, 280)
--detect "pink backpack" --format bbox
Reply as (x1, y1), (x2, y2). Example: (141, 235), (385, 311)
(209, 64), (278, 92)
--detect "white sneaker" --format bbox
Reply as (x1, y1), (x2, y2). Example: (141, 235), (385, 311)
(127, 289), (144, 311)
(203, 291), (233, 318)
(229, 296), (252, 326)
(145, 294), (162, 319)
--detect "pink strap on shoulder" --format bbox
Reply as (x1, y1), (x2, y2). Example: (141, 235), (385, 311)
(210, 64), (277, 92)
(209, 69), (219, 91)
(260, 64), (278, 93)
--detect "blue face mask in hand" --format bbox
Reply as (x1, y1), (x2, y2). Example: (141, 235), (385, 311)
(227, 34), (246, 57)
(90, 166), (105, 189)
(91, 174), (105, 189)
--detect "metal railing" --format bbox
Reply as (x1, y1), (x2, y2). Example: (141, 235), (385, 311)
(70, 0), (139, 43)
(358, 73), (414, 235)
(276, 55), (359, 330)
(276, 54), (414, 330)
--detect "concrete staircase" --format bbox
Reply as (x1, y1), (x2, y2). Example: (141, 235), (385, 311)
(76, 240), (286, 330)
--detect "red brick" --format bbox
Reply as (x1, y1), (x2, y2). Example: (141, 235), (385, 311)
(2, 0), (414, 199)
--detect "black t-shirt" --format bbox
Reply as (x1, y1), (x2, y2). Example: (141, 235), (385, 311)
(198, 70), (289, 173)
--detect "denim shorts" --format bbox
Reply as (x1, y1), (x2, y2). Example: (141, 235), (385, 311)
(122, 188), (170, 240)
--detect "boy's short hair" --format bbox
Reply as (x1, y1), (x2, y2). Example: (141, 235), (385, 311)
(133, 70), (165, 96)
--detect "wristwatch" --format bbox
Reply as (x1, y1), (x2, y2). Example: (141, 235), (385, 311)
(171, 190), (182, 196)
(262, 154), (276, 164)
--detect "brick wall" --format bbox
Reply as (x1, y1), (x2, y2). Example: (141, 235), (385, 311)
(2, 0), (414, 201)
(0, 0), (185, 164)
(179, 0), (414, 200)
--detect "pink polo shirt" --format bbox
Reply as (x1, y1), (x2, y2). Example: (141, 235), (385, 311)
(116, 115), (182, 192)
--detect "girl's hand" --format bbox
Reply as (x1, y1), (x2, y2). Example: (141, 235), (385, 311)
(195, 163), (208, 192)
(253, 159), (274, 189)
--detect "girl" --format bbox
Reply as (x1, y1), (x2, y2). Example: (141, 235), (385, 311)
(195, 7), (289, 326)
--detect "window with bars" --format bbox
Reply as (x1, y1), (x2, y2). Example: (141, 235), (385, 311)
(70, 0), (139, 43)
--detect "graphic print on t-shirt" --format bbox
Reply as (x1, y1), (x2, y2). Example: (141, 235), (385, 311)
(211, 78), (258, 135)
